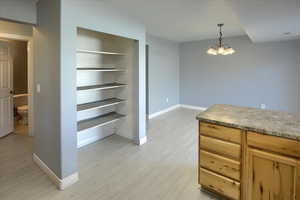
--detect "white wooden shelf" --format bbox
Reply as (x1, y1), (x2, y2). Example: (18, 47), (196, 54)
(77, 83), (126, 91)
(77, 49), (125, 56)
(76, 28), (134, 148)
(77, 67), (126, 72)
(13, 93), (29, 98)
(77, 98), (125, 112)
(78, 112), (125, 132)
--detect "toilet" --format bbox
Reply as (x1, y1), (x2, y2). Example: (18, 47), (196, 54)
(17, 105), (28, 125)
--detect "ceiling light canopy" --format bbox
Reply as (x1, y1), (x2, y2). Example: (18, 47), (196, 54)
(207, 24), (235, 56)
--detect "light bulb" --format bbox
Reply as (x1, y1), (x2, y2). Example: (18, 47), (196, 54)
(218, 47), (225, 54)
(207, 48), (218, 55)
(227, 48), (235, 55)
(222, 47), (235, 55)
(222, 49), (231, 55)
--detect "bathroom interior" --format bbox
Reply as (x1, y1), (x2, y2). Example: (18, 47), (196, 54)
(8, 39), (29, 136)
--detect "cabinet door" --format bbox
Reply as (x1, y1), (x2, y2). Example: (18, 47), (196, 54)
(247, 148), (300, 200)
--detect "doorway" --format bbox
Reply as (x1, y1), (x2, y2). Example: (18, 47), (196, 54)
(0, 34), (34, 138)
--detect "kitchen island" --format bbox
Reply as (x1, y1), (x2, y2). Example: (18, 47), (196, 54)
(196, 104), (300, 200)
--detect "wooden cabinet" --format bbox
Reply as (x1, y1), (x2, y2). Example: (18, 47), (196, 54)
(200, 150), (240, 181)
(199, 122), (242, 200)
(247, 131), (300, 159)
(200, 135), (241, 160)
(198, 122), (300, 200)
(247, 148), (300, 200)
(200, 122), (242, 144)
(199, 167), (240, 200)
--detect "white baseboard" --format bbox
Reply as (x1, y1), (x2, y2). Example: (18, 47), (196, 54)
(180, 104), (207, 111)
(138, 136), (147, 146)
(149, 104), (180, 119)
(33, 153), (79, 190)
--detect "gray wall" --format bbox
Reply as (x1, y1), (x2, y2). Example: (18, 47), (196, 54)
(33, 0), (62, 178)
(0, 0), (36, 24)
(146, 34), (180, 115)
(180, 36), (300, 113)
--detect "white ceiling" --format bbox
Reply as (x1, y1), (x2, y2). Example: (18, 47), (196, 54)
(226, 0), (300, 42)
(108, 0), (300, 43)
(107, 0), (245, 42)
(31, 0), (300, 43)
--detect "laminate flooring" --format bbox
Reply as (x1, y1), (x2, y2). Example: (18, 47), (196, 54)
(0, 108), (216, 200)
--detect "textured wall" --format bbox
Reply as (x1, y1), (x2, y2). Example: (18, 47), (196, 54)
(180, 36), (300, 113)
(146, 34), (180, 115)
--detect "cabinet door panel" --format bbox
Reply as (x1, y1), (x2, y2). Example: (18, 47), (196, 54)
(248, 148), (300, 200)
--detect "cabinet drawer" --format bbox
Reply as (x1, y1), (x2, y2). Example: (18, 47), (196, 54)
(247, 131), (300, 158)
(200, 150), (240, 181)
(200, 135), (241, 160)
(200, 122), (241, 144)
(199, 167), (240, 200)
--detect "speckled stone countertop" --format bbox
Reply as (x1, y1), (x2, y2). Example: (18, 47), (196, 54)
(196, 104), (300, 141)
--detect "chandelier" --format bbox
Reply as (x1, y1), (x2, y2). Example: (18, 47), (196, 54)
(207, 24), (235, 56)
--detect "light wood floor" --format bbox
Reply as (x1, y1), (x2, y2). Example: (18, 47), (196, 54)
(0, 108), (216, 200)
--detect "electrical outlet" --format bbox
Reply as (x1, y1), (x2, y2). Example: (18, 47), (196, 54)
(260, 104), (266, 109)
(166, 98), (169, 103)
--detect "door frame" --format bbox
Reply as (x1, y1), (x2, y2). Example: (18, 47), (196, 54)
(145, 45), (149, 121)
(0, 33), (34, 136)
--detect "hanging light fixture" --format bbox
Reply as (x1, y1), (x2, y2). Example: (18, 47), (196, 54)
(207, 24), (235, 56)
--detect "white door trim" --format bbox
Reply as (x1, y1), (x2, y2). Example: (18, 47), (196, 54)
(0, 41), (14, 137)
(0, 33), (34, 136)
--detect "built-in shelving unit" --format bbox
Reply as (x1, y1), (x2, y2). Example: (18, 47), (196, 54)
(77, 67), (126, 72)
(77, 83), (126, 92)
(78, 112), (125, 132)
(77, 49), (125, 56)
(77, 98), (125, 112)
(76, 28), (137, 148)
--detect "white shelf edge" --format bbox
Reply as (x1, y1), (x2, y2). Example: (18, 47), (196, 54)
(77, 83), (126, 92)
(79, 118), (119, 131)
(77, 98), (126, 112)
(77, 49), (125, 56)
(77, 112), (125, 132)
(13, 93), (29, 98)
(76, 67), (126, 72)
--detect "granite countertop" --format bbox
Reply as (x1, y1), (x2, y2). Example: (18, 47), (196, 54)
(196, 104), (300, 141)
